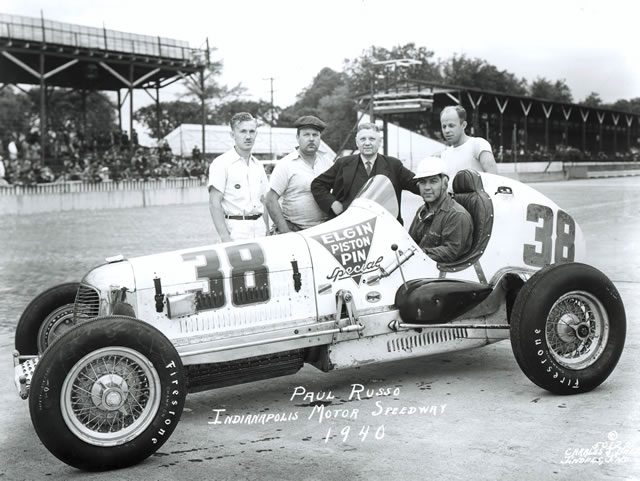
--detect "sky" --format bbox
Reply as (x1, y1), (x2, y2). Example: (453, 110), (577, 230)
(3, 0), (640, 134)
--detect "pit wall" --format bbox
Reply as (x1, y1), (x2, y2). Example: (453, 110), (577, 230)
(1, 162), (638, 216)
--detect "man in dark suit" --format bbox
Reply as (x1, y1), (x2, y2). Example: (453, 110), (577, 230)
(311, 122), (419, 224)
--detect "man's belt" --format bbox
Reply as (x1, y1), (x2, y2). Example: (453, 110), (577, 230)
(225, 213), (262, 220)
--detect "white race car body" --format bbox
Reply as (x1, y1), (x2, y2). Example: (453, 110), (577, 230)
(75, 173), (585, 369)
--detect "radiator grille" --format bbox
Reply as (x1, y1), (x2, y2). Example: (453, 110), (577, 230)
(73, 285), (100, 321)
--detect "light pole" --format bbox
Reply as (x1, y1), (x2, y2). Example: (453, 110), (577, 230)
(263, 77), (275, 159)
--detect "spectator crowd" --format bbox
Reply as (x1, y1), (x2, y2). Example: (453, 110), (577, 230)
(0, 127), (210, 186)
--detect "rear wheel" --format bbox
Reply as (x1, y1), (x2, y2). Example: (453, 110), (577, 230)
(28, 316), (186, 470)
(15, 282), (79, 354)
(510, 263), (625, 394)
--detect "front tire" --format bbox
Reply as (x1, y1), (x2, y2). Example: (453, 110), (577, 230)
(510, 263), (625, 394)
(15, 282), (79, 354)
(28, 316), (186, 470)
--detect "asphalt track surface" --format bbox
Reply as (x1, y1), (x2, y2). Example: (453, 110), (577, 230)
(0, 176), (639, 480)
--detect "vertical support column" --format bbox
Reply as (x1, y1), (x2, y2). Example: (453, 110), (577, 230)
(81, 89), (87, 143)
(612, 114), (620, 154)
(117, 89), (122, 132)
(369, 77), (375, 123)
(155, 80), (161, 141)
(495, 97), (508, 153)
(519, 100), (532, 155)
(39, 52), (46, 165)
(200, 69), (206, 156)
(626, 115), (634, 151)
(382, 115), (388, 156)
(596, 112), (605, 152)
(541, 104), (553, 152)
(129, 64), (134, 149)
(579, 109), (589, 154)
(466, 92), (483, 136)
(562, 106), (572, 146)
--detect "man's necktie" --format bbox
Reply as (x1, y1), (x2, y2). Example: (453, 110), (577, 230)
(365, 161), (372, 175)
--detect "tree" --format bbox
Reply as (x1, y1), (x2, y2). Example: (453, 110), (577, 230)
(580, 92), (603, 107)
(609, 98), (640, 114)
(213, 99), (279, 126)
(317, 85), (357, 154)
(25, 87), (117, 141)
(343, 43), (442, 96)
(529, 77), (573, 103)
(182, 56), (246, 109)
(0, 87), (32, 140)
(277, 68), (355, 153)
(440, 54), (527, 95)
(133, 101), (201, 139)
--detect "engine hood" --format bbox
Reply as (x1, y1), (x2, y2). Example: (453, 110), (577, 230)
(126, 233), (313, 291)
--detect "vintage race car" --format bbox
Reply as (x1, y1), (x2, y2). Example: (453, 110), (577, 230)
(13, 170), (626, 470)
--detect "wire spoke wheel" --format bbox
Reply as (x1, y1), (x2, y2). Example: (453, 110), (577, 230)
(61, 347), (161, 447)
(545, 291), (608, 370)
(510, 263), (625, 394)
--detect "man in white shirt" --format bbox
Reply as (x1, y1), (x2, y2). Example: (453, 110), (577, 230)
(440, 105), (498, 181)
(208, 112), (269, 242)
(265, 116), (332, 233)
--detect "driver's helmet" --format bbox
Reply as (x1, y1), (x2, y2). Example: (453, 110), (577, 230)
(414, 157), (448, 180)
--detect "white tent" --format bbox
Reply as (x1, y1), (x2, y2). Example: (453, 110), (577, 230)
(164, 124), (335, 159)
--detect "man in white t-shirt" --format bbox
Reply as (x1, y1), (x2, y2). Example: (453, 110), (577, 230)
(440, 105), (498, 181)
(208, 112), (269, 242)
(265, 115), (332, 233)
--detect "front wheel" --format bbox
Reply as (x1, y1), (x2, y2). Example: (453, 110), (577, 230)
(28, 316), (186, 471)
(15, 282), (80, 354)
(510, 263), (626, 395)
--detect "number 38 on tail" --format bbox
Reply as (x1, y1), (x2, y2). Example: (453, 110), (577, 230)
(13, 170), (625, 471)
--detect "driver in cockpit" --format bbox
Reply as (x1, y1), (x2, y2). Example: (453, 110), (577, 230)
(408, 157), (473, 263)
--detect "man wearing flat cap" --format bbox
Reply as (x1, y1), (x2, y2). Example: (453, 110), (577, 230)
(265, 115), (333, 233)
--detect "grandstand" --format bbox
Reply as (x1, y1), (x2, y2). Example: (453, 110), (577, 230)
(0, 13), (208, 164)
(362, 79), (640, 162)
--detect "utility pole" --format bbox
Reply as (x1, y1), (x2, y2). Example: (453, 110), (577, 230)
(263, 77), (275, 159)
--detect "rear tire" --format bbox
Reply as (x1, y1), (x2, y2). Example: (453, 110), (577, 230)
(15, 282), (79, 354)
(28, 316), (186, 470)
(510, 263), (625, 394)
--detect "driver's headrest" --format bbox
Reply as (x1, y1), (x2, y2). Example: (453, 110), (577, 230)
(452, 169), (484, 194)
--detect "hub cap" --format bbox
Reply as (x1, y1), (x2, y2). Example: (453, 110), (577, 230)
(37, 304), (76, 352)
(545, 291), (609, 370)
(61, 347), (161, 447)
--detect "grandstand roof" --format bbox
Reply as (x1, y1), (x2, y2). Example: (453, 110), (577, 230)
(360, 79), (640, 124)
(0, 13), (207, 90)
(164, 124), (337, 159)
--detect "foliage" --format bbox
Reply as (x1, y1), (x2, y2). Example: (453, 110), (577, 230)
(579, 92), (603, 107)
(278, 68), (354, 152)
(528, 77), (573, 103)
(0, 87), (32, 138)
(316, 85), (357, 154)
(343, 43), (441, 95)
(23, 88), (117, 135)
(608, 97), (640, 114)
(182, 60), (246, 107)
(440, 54), (527, 95)
(213, 99), (279, 127)
(133, 101), (202, 139)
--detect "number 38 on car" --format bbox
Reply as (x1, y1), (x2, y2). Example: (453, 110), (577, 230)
(13, 170), (626, 470)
